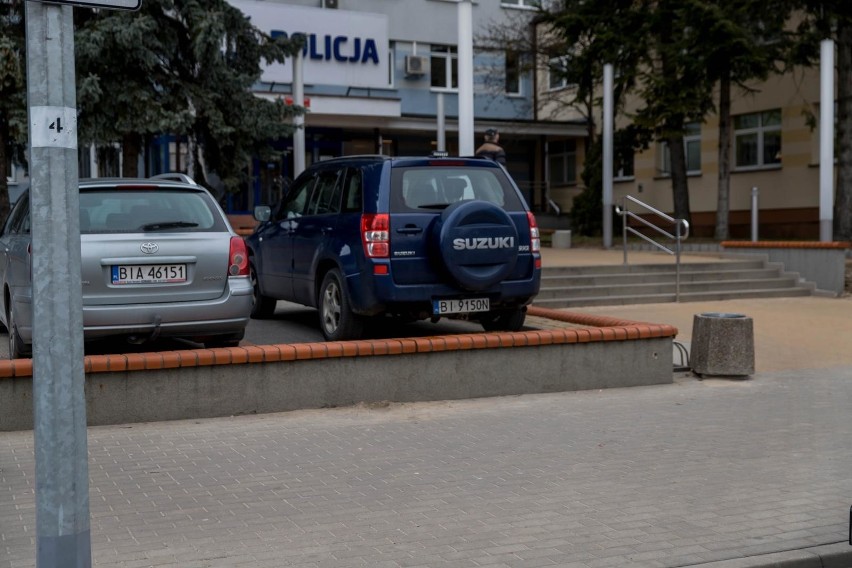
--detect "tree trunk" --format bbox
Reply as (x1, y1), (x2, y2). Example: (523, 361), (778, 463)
(667, 130), (692, 225)
(121, 132), (141, 178)
(715, 68), (732, 240)
(834, 19), (852, 241)
(0, 110), (11, 222)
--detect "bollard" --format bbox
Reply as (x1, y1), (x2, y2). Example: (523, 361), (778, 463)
(552, 230), (572, 249)
(690, 312), (754, 377)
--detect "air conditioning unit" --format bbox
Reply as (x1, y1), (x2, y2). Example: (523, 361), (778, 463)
(405, 55), (428, 76)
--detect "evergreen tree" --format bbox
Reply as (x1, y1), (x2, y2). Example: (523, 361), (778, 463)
(531, 0), (650, 235)
(694, 0), (795, 240)
(796, 1), (852, 240)
(0, 0), (26, 222)
(75, 0), (303, 194)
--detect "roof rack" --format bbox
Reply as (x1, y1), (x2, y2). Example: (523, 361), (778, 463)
(149, 173), (198, 186)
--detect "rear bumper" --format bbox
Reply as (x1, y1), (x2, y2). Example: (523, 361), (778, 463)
(15, 277), (253, 343)
(346, 267), (541, 316)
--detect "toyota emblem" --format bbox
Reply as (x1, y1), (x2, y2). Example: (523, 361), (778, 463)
(140, 242), (159, 254)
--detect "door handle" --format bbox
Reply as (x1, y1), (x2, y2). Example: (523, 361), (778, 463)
(396, 226), (423, 235)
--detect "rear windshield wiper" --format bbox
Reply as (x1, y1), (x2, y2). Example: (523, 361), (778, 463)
(140, 221), (199, 231)
(417, 203), (450, 210)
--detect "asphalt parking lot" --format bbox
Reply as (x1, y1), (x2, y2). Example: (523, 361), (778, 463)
(0, 301), (502, 359)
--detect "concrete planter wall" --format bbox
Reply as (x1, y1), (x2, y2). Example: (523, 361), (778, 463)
(721, 241), (850, 295)
(0, 310), (677, 431)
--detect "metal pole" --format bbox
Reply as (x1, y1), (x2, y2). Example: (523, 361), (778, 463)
(819, 38), (834, 242)
(293, 48), (306, 177)
(436, 92), (446, 152)
(621, 198), (628, 266)
(457, 0), (474, 156)
(602, 63), (614, 249)
(25, 2), (92, 566)
(675, 222), (682, 302)
(751, 186), (759, 242)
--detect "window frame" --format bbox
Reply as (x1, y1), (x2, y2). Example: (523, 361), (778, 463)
(733, 109), (782, 171)
(430, 44), (458, 92)
(500, 0), (538, 9)
(659, 122), (702, 177)
(614, 151), (635, 182)
(505, 50), (522, 96)
(547, 140), (577, 186)
(546, 55), (572, 91)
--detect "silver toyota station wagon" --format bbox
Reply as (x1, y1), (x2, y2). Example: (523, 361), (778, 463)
(0, 176), (253, 358)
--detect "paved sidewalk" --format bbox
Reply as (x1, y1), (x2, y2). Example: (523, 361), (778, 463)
(2, 247), (852, 568)
(3, 369), (851, 568)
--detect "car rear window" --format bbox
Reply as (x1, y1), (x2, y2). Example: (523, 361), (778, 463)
(389, 167), (525, 213)
(79, 188), (225, 234)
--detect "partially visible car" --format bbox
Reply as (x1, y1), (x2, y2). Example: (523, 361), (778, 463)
(246, 155), (541, 341)
(0, 176), (253, 358)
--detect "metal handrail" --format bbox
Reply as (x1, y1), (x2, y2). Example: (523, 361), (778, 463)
(614, 195), (690, 301)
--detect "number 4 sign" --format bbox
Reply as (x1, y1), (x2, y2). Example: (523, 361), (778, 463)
(30, 106), (78, 150)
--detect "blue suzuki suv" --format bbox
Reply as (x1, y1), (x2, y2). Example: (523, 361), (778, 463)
(246, 155), (541, 341)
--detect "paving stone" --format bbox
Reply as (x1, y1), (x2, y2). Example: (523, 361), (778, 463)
(2, 369), (852, 567)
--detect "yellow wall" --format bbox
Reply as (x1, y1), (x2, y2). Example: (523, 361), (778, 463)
(568, 65), (828, 236)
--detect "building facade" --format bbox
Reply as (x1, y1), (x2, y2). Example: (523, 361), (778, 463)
(613, 67), (826, 239)
(8, 1), (825, 238)
(219, 0), (586, 216)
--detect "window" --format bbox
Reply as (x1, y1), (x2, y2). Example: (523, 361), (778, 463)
(505, 50), (521, 95)
(277, 175), (316, 220)
(614, 152), (634, 180)
(2, 193), (29, 237)
(430, 45), (458, 90)
(501, 0), (537, 7)
(342, 169), (363, 213)
(5, 156), (15, 184)
(547, 56), (569, 90)
(548, 140), (576, 185)
(306, 170), (343, 216)
(660, 122), (702, 176)
(734, 109), (781, 169)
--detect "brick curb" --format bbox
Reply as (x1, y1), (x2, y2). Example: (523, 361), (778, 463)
(0, 309), (678, 378)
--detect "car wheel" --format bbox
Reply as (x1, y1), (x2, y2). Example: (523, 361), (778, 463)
(480, 307), (526, 332)
(8, 307), (30, 359)
(318, 268), (363, 341)
(250, 263), (277, 319)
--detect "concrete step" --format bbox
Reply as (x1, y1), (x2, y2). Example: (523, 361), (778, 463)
(535, 276), (803, 300)
(532, 286), (813, 308)
(534, 256), (813, 308)
(541, 259), (766, 276)
(540, 267), (787, 287)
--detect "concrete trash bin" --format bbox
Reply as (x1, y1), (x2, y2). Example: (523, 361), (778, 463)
(552, 230), (572, 249)
(690, 312), (754, 377)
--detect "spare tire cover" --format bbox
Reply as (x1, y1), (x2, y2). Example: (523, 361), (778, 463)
(435, 201), (519, 291)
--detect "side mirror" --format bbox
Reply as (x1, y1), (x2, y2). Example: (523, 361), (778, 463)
(254, 205), (271, 222)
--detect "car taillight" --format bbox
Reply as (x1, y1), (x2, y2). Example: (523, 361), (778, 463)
(361, 213), (389, 258)
(527, 211), (540, 253)
(229, 236), (249, 276)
